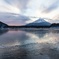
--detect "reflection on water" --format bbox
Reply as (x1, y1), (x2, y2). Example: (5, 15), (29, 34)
(0, 29), (8, 35)
(0, 29), (59, 59)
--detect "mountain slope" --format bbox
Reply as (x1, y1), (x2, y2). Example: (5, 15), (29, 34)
(26, 18), (51, 26)
(0, 21), (8, 28)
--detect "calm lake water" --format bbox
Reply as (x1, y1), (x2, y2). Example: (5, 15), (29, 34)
(0, 29), (59, 59)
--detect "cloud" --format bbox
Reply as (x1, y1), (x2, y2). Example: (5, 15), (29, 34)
(23, 0), (59, 18)
(42, 0), (59, 13)
(0, 12), (30, 25)
(4, 0), (29, 13)
(0, 0), (59, 24)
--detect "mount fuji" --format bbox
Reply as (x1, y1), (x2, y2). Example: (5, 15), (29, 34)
(26, 18), (51, 26)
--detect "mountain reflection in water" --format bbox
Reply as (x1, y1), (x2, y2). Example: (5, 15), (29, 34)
(0, 29), (59, 59)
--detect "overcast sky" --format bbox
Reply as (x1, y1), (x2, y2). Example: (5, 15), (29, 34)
(0, 0), (59, 25)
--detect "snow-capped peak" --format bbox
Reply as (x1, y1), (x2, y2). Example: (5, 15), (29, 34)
(34, 18), (46, 23)
(26, 18), (51, 26)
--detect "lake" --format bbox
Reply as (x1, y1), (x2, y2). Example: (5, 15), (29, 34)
(0, 29), (59, 59)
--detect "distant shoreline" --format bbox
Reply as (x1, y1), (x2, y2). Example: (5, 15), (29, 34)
(4, 23), (59, 28)
(0, 22), (59, 28)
